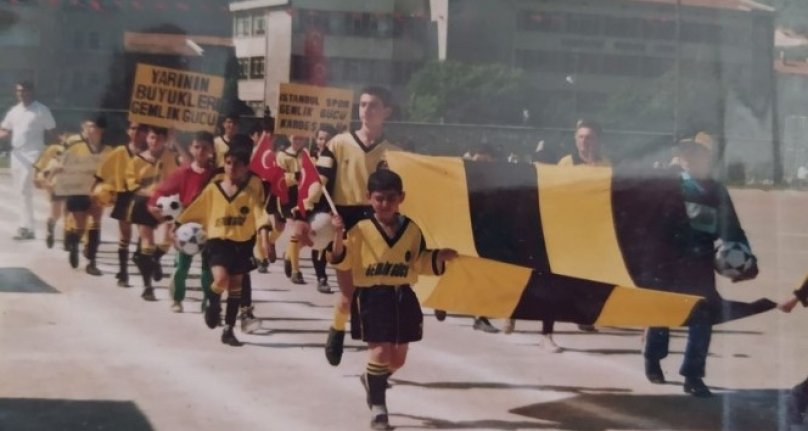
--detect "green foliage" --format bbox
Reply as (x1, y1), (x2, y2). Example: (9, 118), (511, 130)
(405, 60), (529, 124)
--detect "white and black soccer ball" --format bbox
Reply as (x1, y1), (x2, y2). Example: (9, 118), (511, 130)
(714, 240), (754, 279)
(156, 194), (183, 221)
(174, 222), (206, 256)
(308, 212), (335, 250)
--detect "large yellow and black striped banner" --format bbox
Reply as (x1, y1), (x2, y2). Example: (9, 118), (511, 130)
(388, 152), (775, 327)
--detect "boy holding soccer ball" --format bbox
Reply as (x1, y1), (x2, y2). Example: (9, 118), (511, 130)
(644, 134), (758, 398)
(149, 131), (217, 313)
(177, 135), (266, 346)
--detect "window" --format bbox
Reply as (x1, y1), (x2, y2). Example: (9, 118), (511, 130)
(253, 15), (266, 36)
(603, 16), (642, 39)
(250, 57), (265, 79)
(235, 15), (251, 37)
(614, 41), (646, 52)
(641, 57), (674, 77)
(643, 17), (675, 40)
(602, 55), (642, 76)
(567, 13), (600, 37)
(237, 58), (249, 79)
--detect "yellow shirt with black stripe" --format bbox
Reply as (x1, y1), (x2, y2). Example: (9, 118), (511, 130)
(125, 150), (180, 194)
(330, 215), (444, 288)
(54, 136), (111, 196)
(309, 131), (401, 209)
(214, 135), (231, 168)
(33, 142), (66, 187)
(177, 177), (266, 242)
(96, 144), (137, 192)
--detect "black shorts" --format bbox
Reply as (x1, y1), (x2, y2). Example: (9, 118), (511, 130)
(129, 195), (159, 227)
(110, 191), (133, 221)
(65, 195), (92, 212)
(268, 195), (286, 223)
(351, 285), (423, 344)
(337, 205), (371, 231)
(203, 237), (257, 275)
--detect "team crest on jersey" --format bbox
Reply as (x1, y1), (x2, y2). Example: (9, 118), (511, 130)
(404, 251), (412, 262)
(240, 206), (250, 215)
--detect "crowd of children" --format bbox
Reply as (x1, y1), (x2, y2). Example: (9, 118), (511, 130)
(22, 85), (808, 430)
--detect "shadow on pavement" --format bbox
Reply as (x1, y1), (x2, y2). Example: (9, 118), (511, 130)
(508, 389), (788, 431)
(0, 398), (154, 431)
(390, 379), (631, 394)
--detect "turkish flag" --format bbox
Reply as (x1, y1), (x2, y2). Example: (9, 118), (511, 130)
(297, 150), (321, 218)
(249, 133), (288, 205)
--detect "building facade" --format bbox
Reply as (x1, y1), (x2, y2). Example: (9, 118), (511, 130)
(229, 0), (436, 115)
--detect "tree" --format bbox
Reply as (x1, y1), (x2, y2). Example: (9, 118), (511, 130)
(405, 60), (529, 125)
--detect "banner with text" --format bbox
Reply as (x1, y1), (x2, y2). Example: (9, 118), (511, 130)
(128, 64), (224, 132)
(276, 83), (353, 138)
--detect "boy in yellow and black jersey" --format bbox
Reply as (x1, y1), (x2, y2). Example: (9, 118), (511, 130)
(301, 86), (402, 367)
(53, 116), (111, 275)
(213, 113), (239, 167)
(178, 134), (266, 346)
(125, 125), (180, 300)
(95, 121), (147, 287)
(32, 128), (69, 249)
(327, 169), (456, 431)
(276, 134), (308, 285)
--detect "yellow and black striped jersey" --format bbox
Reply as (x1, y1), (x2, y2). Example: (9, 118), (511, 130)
(329, 215), (443, 288)
(125, 150), (180, 194)
(214, 135), (231, 168)
(177, 178), (266, 242)
(276, 147), (302, 187)
(310, 131), (401, 208)
(96, 144), (137, 193)
(53, 136), (110, 196)
(33, 142), (65, 173)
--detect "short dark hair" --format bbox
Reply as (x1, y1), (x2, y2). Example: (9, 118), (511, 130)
(224, 133), (253, 165)
(147, 125), (168, 136)
(193, 131), (214, 146)
(317, 124), (337, 137)
(575, 119), (602, 136)
(223, 112), (240, 123)
(16, 81), (34, 91)
(129, 122), (148, 133)
(368, 169), (403, 194)
(360, 86), (393, 107)
(86, 114), (107, 129)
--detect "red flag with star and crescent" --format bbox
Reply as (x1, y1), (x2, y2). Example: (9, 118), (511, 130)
(249, 133), (288, 205)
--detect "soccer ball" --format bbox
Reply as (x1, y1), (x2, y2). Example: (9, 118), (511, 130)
(174, 222), (206, 255)
(92, 183), (116, 207)
(714, 240), (754, 279)
(308, 212), (335, 250)
(156, 194), (183, 221)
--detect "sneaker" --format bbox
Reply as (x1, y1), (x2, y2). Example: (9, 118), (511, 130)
(170, 301), (183, 313)
(435, 309), (447, 321)
(316, 278), (331, 294)
(221, 325), (243, 347)
(370, 411), (392, 431)
(68, 242), (79, 269)
(283, 259), (292, 278)
(204, 301), (221, 329)
(683, 377), (712, 398)
(267, 243), (277, 263)
(13, 228), (34, 241)
(240, 306), (259, 334)
(503, 319), (515, 334)
(578, 324), (598, 332)
(325, 327), (345, 366)
(539, 334), (563, 353)
(645, 359), (666, 384)
(472, 317), (499, 333)
(257, 259), (269, 274)
(117, 279), (131, 288)
(200, 298), (209, 313)
(291, 271), (306, 285)
(45, 223), (55, 248)
(360, 374), (371, 409)
(85, 263), (102, 276)
(141, 287), (157, 302)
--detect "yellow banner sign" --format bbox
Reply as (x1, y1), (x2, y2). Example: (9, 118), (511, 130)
(128, 64), (224, 132)
(52, 152), (104, 197)
(276, 83), (353, 138)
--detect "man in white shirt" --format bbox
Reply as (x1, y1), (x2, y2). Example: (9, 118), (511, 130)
(0, 81), (56, 240)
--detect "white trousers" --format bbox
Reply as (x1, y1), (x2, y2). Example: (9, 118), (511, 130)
(10, 149), (39, 231)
